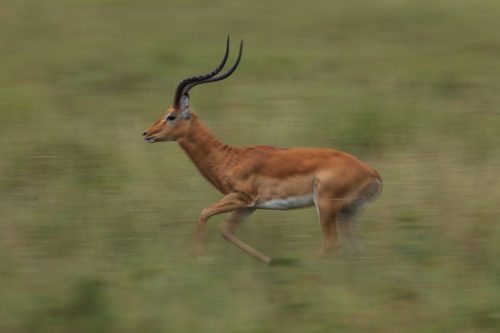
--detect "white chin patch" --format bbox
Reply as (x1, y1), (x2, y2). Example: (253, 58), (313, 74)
(147, 137), (156, 143)
(255, 194), (314, 210)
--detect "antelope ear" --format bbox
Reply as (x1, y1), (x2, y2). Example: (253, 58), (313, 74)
(180, 94), (191, 120)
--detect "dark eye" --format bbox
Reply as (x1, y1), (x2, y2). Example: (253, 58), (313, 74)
(166, 114), (176, 122)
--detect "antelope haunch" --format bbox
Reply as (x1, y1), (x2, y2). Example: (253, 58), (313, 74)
(143, 37), (382, 264)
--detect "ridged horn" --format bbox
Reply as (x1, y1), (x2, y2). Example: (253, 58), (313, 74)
(173, 36), (230, 107)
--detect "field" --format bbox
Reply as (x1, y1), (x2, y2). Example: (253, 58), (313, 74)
(1, 0), (500, 332)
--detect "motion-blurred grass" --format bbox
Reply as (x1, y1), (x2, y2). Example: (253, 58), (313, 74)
(1, 0), (500, 332)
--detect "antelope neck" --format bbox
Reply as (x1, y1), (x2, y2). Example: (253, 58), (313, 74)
(177, 114), (236, 193)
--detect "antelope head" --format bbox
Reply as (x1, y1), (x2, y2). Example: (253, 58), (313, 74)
(142, 37), (243, 143)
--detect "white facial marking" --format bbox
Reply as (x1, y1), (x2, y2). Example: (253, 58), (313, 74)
(255, 194), (313, 210)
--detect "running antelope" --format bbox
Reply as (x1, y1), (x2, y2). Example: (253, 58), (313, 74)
(143, 37), (382, 264)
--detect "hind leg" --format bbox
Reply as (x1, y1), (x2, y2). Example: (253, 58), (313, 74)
(338, 214), (366, 257)
(336, 179), (382, 256)
(312, 175), (349, 257)
(313, 194), (344, 257)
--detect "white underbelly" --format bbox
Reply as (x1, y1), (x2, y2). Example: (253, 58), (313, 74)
(254, 193), (314, 210)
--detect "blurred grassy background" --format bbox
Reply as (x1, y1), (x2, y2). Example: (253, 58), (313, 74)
(1, 0), (500, 332)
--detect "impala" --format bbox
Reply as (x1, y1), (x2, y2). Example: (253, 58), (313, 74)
(143, 37), (382, 264)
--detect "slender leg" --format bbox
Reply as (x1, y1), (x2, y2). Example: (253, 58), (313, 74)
(218, 208), (271, 264)
(338, 215), (366, 257)
(313, 180), (343, 257)
(195, 192), (252, 254)
(316, 210), (340, 257)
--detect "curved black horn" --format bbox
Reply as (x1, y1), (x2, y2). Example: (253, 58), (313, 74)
(173, 36), (230, 107)
(182, 40), (243, 95)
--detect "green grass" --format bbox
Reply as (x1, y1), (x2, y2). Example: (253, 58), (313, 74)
(1, 0), (500, 332)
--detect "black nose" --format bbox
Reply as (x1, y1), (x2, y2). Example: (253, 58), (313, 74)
(142, 131), (148, 136)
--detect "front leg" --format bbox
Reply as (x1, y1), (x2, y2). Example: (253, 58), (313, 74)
(195, 191), (253, 253)
(218, 208), (271, 264)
